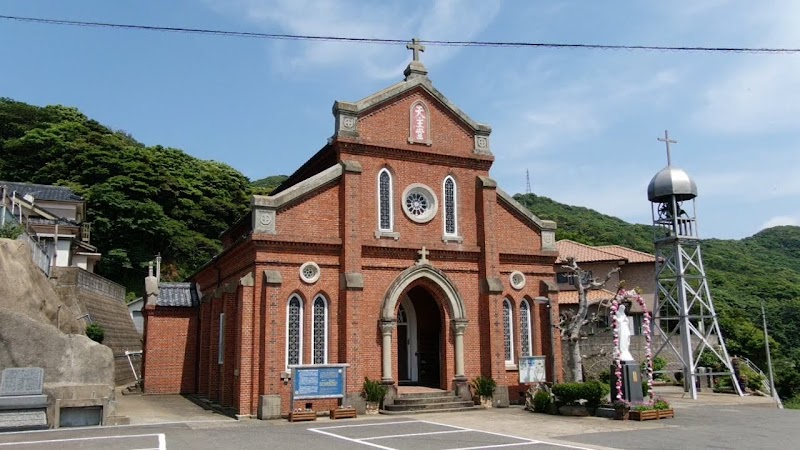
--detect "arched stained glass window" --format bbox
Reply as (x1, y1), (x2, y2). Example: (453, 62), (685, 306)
(503, 298), (514, 365)
(378, 169), (393, 231)
(312, 295), (328, 364)
(286, 295), (303, 367)
(520, 300), (532, 356)
(443, 176), (457, 235)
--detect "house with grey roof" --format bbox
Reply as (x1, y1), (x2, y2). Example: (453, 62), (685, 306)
(1, 181), (101, 273)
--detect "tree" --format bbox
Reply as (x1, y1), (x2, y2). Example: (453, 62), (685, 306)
(560, 257), (619, 382)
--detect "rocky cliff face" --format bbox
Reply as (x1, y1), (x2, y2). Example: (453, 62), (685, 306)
(0, 239), (83, 334)
(0, 238), (113, 388)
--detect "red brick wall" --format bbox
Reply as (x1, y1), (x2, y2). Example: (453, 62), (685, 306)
(142, 307), (198, 394)
(142, 78), (563, 416)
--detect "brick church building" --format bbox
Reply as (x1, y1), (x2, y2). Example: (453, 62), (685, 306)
(142, 42), (563, 418)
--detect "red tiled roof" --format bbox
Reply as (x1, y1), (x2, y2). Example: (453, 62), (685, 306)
(596, 245), (656, 263)
(558, 288), (617, 305)
(555, 240), (625, 264)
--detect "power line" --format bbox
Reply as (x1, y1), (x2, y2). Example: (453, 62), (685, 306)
(2, 14), (800, 54)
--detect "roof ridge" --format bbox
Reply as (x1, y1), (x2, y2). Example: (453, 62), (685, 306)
(597, 244), (655, 257)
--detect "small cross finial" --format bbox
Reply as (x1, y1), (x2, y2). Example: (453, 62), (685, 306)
(407, 38), (425, 62)
(416, 246), (430, 265)
(657, 130), (677, 166)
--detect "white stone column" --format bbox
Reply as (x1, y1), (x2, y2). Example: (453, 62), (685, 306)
(453, 319), (468, 380)
(380, 320), (396, 383)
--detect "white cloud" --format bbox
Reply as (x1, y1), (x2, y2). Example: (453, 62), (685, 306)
(691, 1), (800, 134)
(759, 215), (800, 230)
(203, 0), (501, 79)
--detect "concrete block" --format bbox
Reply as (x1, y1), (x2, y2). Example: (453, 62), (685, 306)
(258, 395), (281, 420)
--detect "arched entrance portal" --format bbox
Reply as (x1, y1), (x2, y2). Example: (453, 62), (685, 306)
(397, 287), (442, 387)
(380, 264), (468, 387)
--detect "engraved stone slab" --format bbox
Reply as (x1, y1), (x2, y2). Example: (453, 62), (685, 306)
(0, 410), (47, 431)
(0, 368), (44, 396)
(253, 208), (276, 234)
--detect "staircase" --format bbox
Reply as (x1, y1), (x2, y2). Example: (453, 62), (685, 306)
(382, 389), (480, 415)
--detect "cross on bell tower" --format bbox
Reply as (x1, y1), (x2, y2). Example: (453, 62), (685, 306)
(657, 130), (677, 166)
(404, 37), (429, 81)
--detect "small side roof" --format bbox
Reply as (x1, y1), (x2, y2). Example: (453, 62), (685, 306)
(157, 282), (200, 307)
(1, 181), (83, 202)
(556, 240), (626, 264)
(596, 245), (656, 263)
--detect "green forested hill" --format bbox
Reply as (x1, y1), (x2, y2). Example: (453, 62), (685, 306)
(0, 98), (254, 292)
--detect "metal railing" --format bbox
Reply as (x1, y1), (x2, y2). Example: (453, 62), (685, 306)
(3, 210), (52, 276)
(739, 356), (772, 395)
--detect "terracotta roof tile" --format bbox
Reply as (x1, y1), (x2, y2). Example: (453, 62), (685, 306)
(596, 245), (656, 263)
(556, 240), (625, 264)
(558, 288), (617, 305)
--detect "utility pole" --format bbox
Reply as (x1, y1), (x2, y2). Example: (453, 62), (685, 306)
(760, 298), (782, 409)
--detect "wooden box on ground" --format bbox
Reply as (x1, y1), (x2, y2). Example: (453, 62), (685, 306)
(289, 410), (317, 422)
(329, 408), (357, 420)
(629, 409), (674, 421)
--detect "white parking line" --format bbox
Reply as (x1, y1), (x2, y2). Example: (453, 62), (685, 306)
(361, 429), (470, 440)
(0, 433), (167, 450)
(310, 419), (604, 450)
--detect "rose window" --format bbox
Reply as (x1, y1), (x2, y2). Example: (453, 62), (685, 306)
(401, 184), (437, 223)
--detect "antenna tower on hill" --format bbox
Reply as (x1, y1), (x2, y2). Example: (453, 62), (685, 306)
(525, 169), (531, 195)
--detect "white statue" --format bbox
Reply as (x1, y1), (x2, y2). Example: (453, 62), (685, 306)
(616, 304), (634, 361)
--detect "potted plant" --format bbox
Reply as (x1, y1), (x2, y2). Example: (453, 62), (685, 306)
(362, 377), (386, 414)
(612, 399), (630, 420)
(471, 376), (497, 408)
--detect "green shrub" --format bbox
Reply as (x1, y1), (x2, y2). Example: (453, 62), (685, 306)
(653, 397), (671, 410)
(85, 323), (105, 343)
(642, 380), (650, 397)
(598, 369), (610, 384)
(362, 377), (387, 403)
(738, 365), (766, 392)
(551, 381), (608, 407)
(784, 395), (800, 410)
(0, 223), (23, 239)
(471, 376), (497, 398)
(532, 390), (552, 413)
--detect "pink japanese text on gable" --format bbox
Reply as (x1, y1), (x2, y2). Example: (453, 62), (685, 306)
(409, 100), (430, 144)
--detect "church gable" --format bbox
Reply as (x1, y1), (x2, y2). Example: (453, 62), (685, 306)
(331, 59), (492, 161)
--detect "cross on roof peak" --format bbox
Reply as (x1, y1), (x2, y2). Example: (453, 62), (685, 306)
(657, 130), (677, 166)
(407, 38), (425, 62)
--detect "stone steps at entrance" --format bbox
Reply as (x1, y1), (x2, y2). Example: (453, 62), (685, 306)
(382, 390), (480, 414)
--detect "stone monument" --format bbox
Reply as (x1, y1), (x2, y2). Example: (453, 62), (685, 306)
(0, 367), (48, 431)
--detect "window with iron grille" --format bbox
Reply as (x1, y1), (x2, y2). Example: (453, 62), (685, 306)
(503, 299), (514, 364)
(520, 300), (532, 356)
(378, 169), (392, 231)
(444, 176), (457, 235)
(312, 295), (327, 364)
(287, 295), (303, 367)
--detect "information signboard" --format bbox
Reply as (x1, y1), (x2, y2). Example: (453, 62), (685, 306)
(290, 364), (348, 400)
(519, 356), (547, 384)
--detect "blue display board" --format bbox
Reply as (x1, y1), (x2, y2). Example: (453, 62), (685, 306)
(519, 356), (547, 383)
(291, 364), (348, 400)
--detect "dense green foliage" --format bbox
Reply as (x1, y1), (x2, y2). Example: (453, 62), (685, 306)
(532, 390), (552, 413)
(362, 377), (387, 403)
(516, 193), (800, 403)
(0, 98), (252, 294)
(471, 375), (497, 398)
(551, 381), (609, 407)
(251, 175), (288, 195)
(85, 323), (105, 343)
(0, 222), (23, 239)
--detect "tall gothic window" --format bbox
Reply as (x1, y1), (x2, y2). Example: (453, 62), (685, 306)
(378, 169), (393, 231)
(443, 176), (457, 236)
(312, 295), (328, 364)
(503, 298), (514, 365)
(520, 299), (532, 357)
(286, 295), (303, 367)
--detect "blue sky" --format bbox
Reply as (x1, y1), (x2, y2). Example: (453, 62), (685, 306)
(1, 1), (798, 240)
